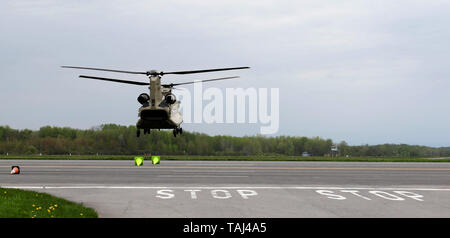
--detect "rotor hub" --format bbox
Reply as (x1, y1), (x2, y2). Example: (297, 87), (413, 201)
(146, 70), (163, 76)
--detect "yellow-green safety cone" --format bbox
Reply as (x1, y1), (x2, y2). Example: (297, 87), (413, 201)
(152, 156), (160, 165)
(134, 156), (144, 166)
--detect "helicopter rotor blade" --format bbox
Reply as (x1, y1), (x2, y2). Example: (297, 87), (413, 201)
(162, 76), (240, 88)
(162, 67), (249, 75)
(62, 66), (148, 75)
(63, 66), (250, 76)
(79, 75), (149, 85)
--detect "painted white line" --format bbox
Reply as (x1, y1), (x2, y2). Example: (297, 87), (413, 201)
(2, 185), (450, 191)
(157, 170), (256, 173)
(177, 164), (258, 166)
(157, 175), (249, 178)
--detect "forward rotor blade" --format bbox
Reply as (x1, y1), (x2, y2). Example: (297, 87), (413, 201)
(162, 67), (250, 75)
(79, 75), (149, 85)
(62, 66), (147, 75)
(163, 76), (240, 87)
(171, 87), (187, 91)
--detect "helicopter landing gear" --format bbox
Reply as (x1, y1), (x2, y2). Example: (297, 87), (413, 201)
(138, 129), (151, 137)
(173, 127), (182, 137)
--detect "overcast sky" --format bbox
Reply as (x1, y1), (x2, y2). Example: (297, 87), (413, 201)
(1, 0), (450, 146)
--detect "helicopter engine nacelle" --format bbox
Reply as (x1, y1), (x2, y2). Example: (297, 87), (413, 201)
(165, 94), (177, 104)
(137, 93), (150, 105)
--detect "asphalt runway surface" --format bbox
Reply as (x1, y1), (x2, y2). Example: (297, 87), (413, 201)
(1, 160), (450, 217)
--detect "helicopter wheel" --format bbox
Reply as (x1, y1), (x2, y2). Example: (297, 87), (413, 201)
(173, 129), (177, 137)
(179, 128), (183, 134)
(136, 130), (140, 138)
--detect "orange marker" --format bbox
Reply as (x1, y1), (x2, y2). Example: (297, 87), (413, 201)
(10, 166), (20, 175)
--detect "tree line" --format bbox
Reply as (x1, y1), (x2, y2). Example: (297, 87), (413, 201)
(0, 124), (449, 157)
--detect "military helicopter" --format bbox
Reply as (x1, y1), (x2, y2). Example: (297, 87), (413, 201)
(62, 65), (250, 137)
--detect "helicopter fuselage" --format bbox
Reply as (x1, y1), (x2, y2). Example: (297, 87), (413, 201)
(136, 76), (183, 130)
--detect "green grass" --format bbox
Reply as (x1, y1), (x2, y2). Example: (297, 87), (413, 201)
(0, 187), (98, 218)
(163, 155), (450, 162)
(1, 155), (450, 162)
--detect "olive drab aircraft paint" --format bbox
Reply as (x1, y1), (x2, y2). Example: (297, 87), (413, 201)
(62, 66), (249, 137)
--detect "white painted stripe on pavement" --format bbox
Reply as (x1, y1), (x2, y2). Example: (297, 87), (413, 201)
(157, 175), (249, 178)
(2, 185), (450, 191)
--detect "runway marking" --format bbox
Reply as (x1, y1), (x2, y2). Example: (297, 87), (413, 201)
(157, 175), (249, 178)
(2, 185), (450, 191)
(316, 190), (425, 201)
(1, 165), (450, 171)
(155, 189), (257, 200)
(159, 170), (256, 173)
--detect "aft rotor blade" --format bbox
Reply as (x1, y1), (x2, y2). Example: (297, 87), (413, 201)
(162, 67), (250, 75)
(62, 66), (147, 75)
(163, 76), (240, 87)
(79, 75), (149, 85)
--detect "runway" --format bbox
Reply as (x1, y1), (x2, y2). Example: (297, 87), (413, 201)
(1, 160), (450, 217)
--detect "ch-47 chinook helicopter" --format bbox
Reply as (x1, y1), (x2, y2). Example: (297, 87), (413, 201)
(62, 65), (250, 137)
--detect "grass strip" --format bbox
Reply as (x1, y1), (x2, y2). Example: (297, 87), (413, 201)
(1, 155), (450, 162)
(0, 187), (98, 218)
